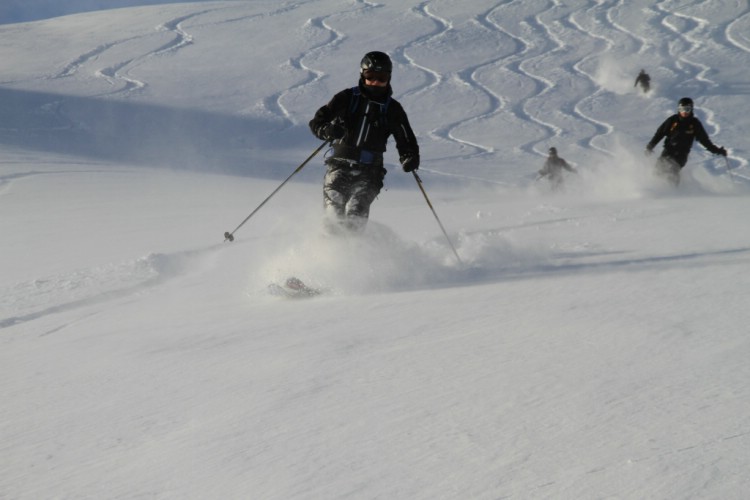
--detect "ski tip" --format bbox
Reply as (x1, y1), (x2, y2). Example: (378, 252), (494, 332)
(285, 277), (306, 290)
(267, 277), (324, 299)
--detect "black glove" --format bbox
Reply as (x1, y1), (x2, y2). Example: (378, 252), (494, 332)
(716, 146), (727, 157)
(320, 122), (346, 141)
(400, 153), (420, 172)
(644, 147), (653, 156)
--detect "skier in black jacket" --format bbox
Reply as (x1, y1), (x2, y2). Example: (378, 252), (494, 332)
(537, 147), (577, 190)
(645, 97), (727, 185)
(309, 51), (420, 232)
(634, 69), (650, 93)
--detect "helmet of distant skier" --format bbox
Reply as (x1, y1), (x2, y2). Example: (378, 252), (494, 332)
(548, 147), (557, 155)
(360, 51), (392, 74)
(678, 97), (693, 113)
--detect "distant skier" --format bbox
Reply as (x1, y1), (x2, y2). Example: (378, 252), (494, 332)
(309, 51), (420, 233)
(634, 69), (651, 93)
(537, 147), (577, 190)
(645, 97), (727, 185)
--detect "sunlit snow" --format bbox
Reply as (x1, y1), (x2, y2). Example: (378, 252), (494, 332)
(2, 1), (750, 498)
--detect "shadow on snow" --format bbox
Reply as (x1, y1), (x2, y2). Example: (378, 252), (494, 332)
(0, 86), (319, 179)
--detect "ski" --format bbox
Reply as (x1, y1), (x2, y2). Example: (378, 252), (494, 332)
(267, 277), (323, 299)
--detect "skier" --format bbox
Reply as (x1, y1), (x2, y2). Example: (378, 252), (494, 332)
(645, 97), (727, 185)
(634, 69), (651, 93)
(537, 147), (577, 190)
(309, 51), (420, 233)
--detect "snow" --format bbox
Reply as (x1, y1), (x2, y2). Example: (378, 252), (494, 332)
(2, 0), (750, 498)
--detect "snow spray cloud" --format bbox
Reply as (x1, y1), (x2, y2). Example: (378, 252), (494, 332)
(252, 218), (451, 295)
(592, 55), (639, 95)
(248, 208), (556, 296)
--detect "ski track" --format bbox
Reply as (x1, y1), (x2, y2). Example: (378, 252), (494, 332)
(238, 2), (337, 125)
(398, 2), (534, 162)
(399, 2), (453, 156)
(484, 2), (548, 158)
(0, 168), (131, 198)
(444, 0), (564, 160)
(213, 1), (749, 183)
(8, 0), (747, 187)
(425, 0), (533, 159)
(636, 3), (685, 86)
(565, 5), (620, 156)
(609, 0), (649, 56)
(56, 9), (218, 98)
(0, 170), (61, 193)
(515, 4), (571, 152)
(553, 8), (615, 155)
(149, 2), (311, 125)
(17, 6), (236, 150)
(54, 39), (139, 80)
(97, 10), (213, 98)
(272, 0), (394, 126)
(154, 13), (197, 56)
(399, 1), (446, 93)
(609, 1), (665, 61)
(446, 3), (523, 157)
(655, 1), (716, 95)
(0, 248), (218, 333)
(273, 14), (348, 126)
(726, 10), (750, 54)
(273, 0), (385, 127)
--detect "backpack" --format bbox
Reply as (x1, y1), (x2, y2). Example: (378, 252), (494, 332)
(348, 86), (391, 127)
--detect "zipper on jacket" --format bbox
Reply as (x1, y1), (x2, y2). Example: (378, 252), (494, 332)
(356, 102), (370, 147)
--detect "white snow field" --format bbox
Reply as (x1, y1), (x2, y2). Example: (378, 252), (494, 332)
(2, 0), (750, 498)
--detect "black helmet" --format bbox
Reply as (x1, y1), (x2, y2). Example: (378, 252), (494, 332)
(360, 51), (392, 74)
(549, 147), (557, 155)
(678, 97), (693, 114)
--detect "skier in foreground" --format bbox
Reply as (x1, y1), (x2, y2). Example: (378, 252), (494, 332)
(645, 97), (727, 186)
(537, 147), (577, 190)
(309, 51), (420, 233)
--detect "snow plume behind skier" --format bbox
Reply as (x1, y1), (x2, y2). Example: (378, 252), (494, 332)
(245, 194), (550, 298)
(309, 51), (420, 234)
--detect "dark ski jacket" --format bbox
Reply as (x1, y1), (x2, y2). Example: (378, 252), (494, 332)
(646, 113), (720, 167)
(309, 80), (419, 166)
(539, 156), (575, 180)
(634, 72), (650, 90)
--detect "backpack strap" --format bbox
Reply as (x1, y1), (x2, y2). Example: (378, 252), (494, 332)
(669, 118), (680, 134)
(349, 86), (391, 126)
(378, 97), (391, 127)
(349, 86), (361, 115)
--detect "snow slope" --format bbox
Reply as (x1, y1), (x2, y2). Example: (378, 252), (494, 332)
(2, 1), (750, 498)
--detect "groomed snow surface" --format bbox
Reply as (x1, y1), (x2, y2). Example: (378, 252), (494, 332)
(2, 1), (750, 498)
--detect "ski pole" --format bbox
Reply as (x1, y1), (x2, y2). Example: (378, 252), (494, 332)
(412, 171), (462, 265)
(224, 140), (329, 242)
(725, 156), (736, 184)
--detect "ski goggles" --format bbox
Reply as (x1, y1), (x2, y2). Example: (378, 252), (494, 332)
(678, 104), (692, 113)
(363, 70), (389, 83)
